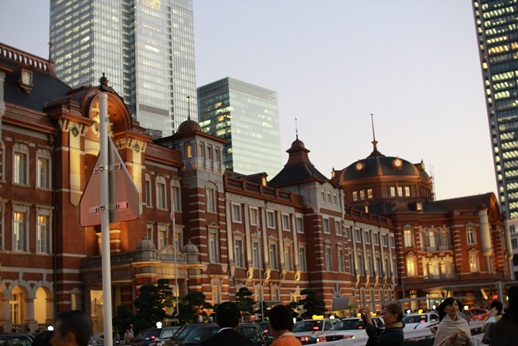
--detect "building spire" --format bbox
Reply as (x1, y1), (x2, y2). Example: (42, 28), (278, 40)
(295, 116), (299, 139)
(367, 113), (384, 158)
(187, 96), (191, 120)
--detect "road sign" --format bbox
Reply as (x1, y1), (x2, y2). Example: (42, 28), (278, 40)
(79, 138), (141, 226)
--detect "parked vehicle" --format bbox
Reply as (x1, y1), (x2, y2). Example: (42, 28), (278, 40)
(131, 327), (181, 346)
(170, 323), (272, 346)
(255, 322), (270, 336)
(402, 312), (439, 330)
(0, 334), (33, 346)
(467, 308), (490, 321)
(292, 319), (335, 344)
(317, 317), (384, 344)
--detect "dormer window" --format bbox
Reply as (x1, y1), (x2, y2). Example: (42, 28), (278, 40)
(19, 69), (33, 93)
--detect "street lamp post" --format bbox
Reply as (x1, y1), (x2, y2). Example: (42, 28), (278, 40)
(257, 216), (264, 322)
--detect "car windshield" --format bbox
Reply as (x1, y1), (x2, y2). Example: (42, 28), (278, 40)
(335, 319), (365, 330)
(173, 325), (199, 341)
(293, 320), (323, 332)
(402, 315), (428, 324)
(182, 326), (219, 345)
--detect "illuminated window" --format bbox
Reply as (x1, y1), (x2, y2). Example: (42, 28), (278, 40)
(469, 250), (480, 273)
(398, 186), (403, 197)
(13, 143), (29, 185)
(13, 209), (28, 251)
(406, 255), (417, 277)
(367, 188), (373, 199)
(158, 225), (167, 249)
(284, 245), (293, 271)
(185, 143), (192, 158)
(404, 186), (410, 196)
(404, 228), (414, 247)
(352, 191), (358, 201)
(37, 212), (51, 253)
(36, 149), (51, 189)
(360, 190), (365, 200)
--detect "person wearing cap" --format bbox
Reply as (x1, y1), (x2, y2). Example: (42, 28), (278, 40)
(124, 324), (134, 345)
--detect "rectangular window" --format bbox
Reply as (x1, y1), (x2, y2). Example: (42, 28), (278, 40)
(172, 186), (181, 211)
(282, 214), (290, 231)
(284, 247), (292, 271)
(323, 218), (330, 234)
(390, 187), (396, 197)
(37, 158), (50, 189)
(146, 223), (153, 241)
(232, 203), (242, 223)
(511, 225), (516, 234)
(360, 190), (365, 200)
(299, 246), (307, 271)
(325, 247), (332, 271)
(253, 241), (260, 268)
(466, 227), (477, 244)
(37, 214), (50, 253)
(397, 186), (403, 197)
(349, 254), (355, 275)
(513, 238), (518, 250)
(156, 182), (167, 209)
(367, 188), (373, 199)
(390, 235), (395, 248)
(296, 216), (304, 233)
(373, 233), (379, 246)
(207, 188), (216, 213)
(250, 208), (259, 226)
(404, 186), (410, 196)
(158, 226), (167, 249)
(13, 211), (27, 251)
(355, 228), (361, 243)
(335, 220), (342, 236)
(404, 229), (414, 247)
(266, 211), (275, 228)
(364, 231), (370, 244)
(145, 176), (152, 206)
(352, 191), (358, 201)
(333, 194), (338, 205)
(235, 239), (244, 267)
(209, 231), (218, 263)
(269, 244), (277, 269)
(14, 152), (28, 185)
(382, 234), (388, 247)
(338, 249), (345, 272)
(344, 226), (351, 240)
(215, 148), (220, 162)
(207, 145), (213, 160)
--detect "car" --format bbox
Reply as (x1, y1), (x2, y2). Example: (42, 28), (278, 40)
(131, 327), (181, 346)
(0, 334), (34, 346)
(164, 324), (206, 346)
(292, 319), (335, 344)
(255, 321), (270, 336)
(402, 312), (439, 330)
(172, 323), (272, 346)
(467, 308), (490, 321)
(317, 316), (384, 344)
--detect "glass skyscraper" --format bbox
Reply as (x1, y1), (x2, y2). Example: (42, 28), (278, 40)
(472, 0), (518, 218)
(50, 0), (197, 138)
(198, 77), (283, 177)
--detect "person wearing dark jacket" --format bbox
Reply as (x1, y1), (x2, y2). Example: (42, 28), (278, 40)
(201, 302), (253, 346)
(362, 303), (404, 346)
(482, 285), (518, 346)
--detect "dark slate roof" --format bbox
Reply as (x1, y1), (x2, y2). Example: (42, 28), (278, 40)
(339, 141), (429, 181)
(269, 137), (328, 187)
(430, 193), (494, 212)
(1, 43), (71, 111)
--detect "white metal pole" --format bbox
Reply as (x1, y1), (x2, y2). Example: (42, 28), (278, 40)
(171, 202), (179, 316)
(257, 214), (264, 322)
(100, 93), (113, 346)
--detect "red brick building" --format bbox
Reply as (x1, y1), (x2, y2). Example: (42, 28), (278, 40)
(0, 43), (513, 332)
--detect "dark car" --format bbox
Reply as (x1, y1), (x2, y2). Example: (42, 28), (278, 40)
(174, 323), (272, 346)
(255, 322), (270, 336)
(131, 327), (181, 346)
(0, 334), (33, 346)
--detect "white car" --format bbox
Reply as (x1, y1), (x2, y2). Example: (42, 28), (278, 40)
(402, 312), (439, 330)
(317, 317), (384, 344)
(292, 319), (335, 344)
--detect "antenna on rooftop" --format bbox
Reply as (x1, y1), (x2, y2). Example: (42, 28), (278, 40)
(187, 96), (191, 120)
(295, 116), (299, 139)
(370, 113), (379, 152)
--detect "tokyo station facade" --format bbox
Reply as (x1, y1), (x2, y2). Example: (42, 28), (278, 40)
(0, 43), (515, 332)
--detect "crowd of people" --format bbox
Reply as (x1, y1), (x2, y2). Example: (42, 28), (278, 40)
(23, 284), (517, 346)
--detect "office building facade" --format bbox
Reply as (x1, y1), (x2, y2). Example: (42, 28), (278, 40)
(198, 77), (283, 177)
(472, 0), (518, 219)
(50, 0), (197, 138)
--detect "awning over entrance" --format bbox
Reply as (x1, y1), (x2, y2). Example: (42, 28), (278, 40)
(332, 296), (358, 311)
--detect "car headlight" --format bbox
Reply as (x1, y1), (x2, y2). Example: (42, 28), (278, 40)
(299, 335), (310, 343)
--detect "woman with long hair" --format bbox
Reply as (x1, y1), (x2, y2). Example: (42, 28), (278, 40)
(433, 298), (472, 346)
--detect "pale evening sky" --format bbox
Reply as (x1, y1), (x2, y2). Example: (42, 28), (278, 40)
(0, 1), (497, 201)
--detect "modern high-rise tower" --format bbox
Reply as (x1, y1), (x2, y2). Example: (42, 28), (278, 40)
(198, 77), (283, 177)
(472, 0), (518, 219)
(50, 0), (197, 138)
